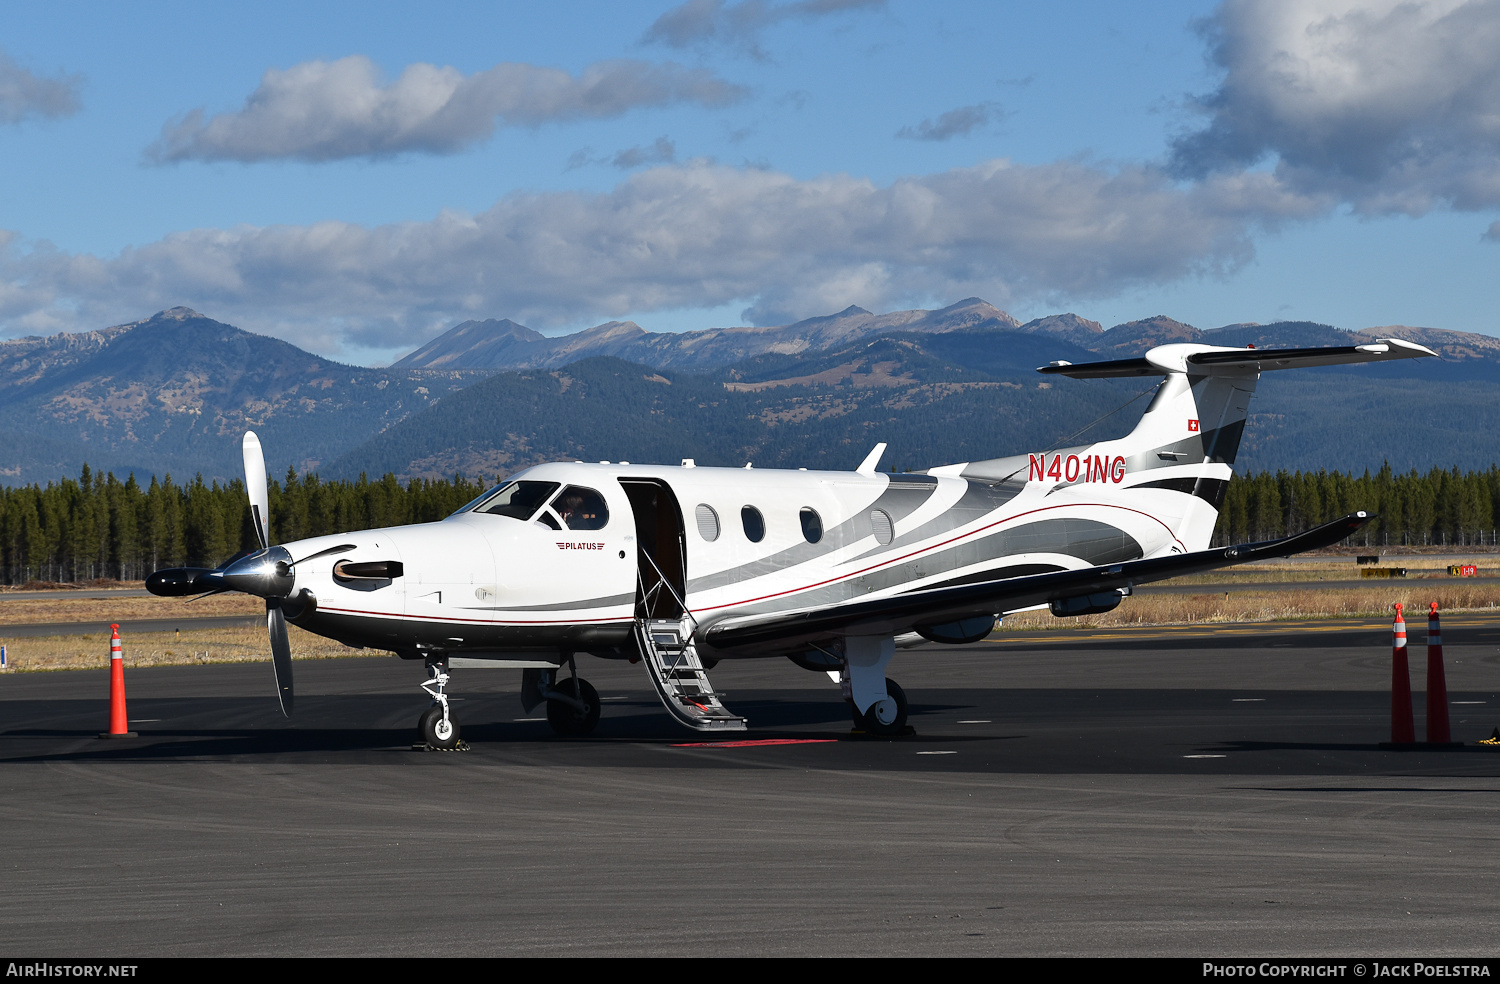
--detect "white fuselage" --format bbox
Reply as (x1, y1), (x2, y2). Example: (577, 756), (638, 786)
(279, 456), (1203, 662)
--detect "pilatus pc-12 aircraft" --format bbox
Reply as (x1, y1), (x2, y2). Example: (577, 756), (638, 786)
(148, 338), (1435, 747)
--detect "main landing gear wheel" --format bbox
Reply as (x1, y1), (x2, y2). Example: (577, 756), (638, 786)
(853, 678), (909, 737)
(419, 703), (462, 749)
(547, 677), (600, 737)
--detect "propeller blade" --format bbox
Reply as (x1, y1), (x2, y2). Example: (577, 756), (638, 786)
(268, 600), (293, 717)
(243, 431), (270, 551)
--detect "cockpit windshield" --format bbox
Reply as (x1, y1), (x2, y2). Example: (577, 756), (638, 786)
(465, 481), (560, 520)
(449, 485), (503, 517)
(452, 479), (610, 531)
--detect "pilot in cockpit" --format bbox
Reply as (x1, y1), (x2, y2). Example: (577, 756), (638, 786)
(556, 492), (585, 527)
(555, 487), (608, 530)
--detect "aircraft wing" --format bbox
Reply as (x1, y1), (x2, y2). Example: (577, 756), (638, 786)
(702, 512), (1373, 652)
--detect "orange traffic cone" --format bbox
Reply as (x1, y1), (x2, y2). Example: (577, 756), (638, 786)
(1388, 604), (1415, 745)
(1426, 602), (1453, 745)
(99, 624), (137, 739)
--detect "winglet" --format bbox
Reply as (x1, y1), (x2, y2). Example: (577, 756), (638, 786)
(856, 443), (887, 476)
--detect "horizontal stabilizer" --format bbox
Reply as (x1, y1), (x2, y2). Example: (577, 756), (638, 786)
(1035, 357), (1157, 378)
(1038, 339), (1436, 378)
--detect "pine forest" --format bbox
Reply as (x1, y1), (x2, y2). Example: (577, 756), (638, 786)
(2, 464), (1498, 585)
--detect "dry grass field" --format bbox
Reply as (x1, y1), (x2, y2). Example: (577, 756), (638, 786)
(1003, 581), (1500, 631)
(0, 585), (361, 672)
(0, 624), (363, 673)
(1, 564), (1497, 671)
(1167, 555), (1493, 583)
(0, 591), (261, 624)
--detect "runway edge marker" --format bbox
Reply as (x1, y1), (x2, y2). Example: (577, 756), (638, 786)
(99, 623), (137, 739)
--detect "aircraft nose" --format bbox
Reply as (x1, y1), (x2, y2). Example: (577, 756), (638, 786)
(221, 545), (296, 598)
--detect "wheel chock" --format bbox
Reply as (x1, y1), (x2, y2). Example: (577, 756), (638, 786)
(411, 740), (471, 752)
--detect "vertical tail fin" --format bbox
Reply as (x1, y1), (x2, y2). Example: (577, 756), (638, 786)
(1107, 364), (1256, 549)
(936, 339), (1435, 553)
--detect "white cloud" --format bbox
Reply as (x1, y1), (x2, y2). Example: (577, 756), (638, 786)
(1171, 0), (1500, 214)
(896, 102), (1003, 142)
(643, 0), (885, 57)
(0, 50), (82, 124)
(0, 159), (1325, 355)
(147, 55), (746, 163)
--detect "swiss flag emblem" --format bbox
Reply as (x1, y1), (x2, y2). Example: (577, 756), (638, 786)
(1187, 419), (1200, 432)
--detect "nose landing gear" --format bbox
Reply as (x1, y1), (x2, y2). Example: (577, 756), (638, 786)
(417, 659), (464, 750)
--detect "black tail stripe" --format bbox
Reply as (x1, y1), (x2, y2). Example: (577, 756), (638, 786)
(1133, 477), (1229, 509)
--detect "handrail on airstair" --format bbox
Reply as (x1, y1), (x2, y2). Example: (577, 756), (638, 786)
(630, 548), (745, 732)
(635, 547), (698, 633)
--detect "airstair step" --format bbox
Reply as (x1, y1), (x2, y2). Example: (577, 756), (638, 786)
(635, 618), (747, 733)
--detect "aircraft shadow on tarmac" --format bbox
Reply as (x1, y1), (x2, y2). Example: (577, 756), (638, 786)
(6, 688), (1498, 775)
(0, 693), (987, 764)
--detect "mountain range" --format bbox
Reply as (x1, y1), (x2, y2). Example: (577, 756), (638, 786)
(0, 301), (1496, 487)
(0, 307), (477, 484)
(391, 300), (1500, 371)
(391, 298), (1027, 371)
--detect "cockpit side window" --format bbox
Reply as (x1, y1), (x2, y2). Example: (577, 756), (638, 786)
(472, 481), (561, 520)
(549, 486), (609, 530)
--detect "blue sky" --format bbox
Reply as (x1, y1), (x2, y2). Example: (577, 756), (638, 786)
(1, 0), (1497, 364)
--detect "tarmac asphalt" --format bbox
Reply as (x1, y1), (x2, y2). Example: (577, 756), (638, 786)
(1, 615), (1498, 957)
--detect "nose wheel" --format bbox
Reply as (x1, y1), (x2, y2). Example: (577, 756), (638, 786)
(419, 703), (462, 749)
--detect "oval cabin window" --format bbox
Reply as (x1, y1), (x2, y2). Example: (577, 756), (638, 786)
(799, 507), (823, 544)
(870, 508), (893, 545)
(696, 504), (720, 542)
(741, 506), (765, 543)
